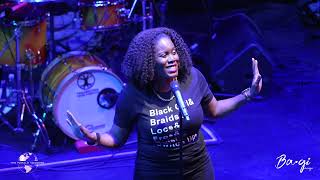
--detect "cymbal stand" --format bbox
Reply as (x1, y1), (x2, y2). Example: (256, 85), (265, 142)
(0, 101), (15, 131)
(0, 21), (16, 131)
(14, 26), (23, 133)
(13, 26), (51, 150)
(128, 0), (138, 19)
(141, 0), (153, 30)
(128, 0), (154, 30)
(47, 12), (56, 64)
(21, 90), (51, 151)
(0, 72), (14, 130)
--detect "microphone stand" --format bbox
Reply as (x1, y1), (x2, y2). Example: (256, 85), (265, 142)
(178, 111), (183, 180)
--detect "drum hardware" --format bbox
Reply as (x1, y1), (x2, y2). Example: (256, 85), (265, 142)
(0, 2), (28, 19)
(0, 73), (16, 111)
(128, 0), (154, 30)
(128, 0), (138, 19)
(141, 0), (153, 30)
(12, 26), (23, 133)
(0, 112), (15, 130)
(21, 85), (51, 151)
(117, 6), (130, 18)
(47, 12), (56, 64)
(0, 18), (47, 67)
(7, 0), (74, 16)
(24, 47), (51, 151)
(0, 74), (16, 130)
(78, 0), (133, 31)
(0, 18), (51, 150)
(97, 87), (119, 109)
(0, 24), (17, 64)
(0, 78), (15, 130)
(25, 48), (36, 97)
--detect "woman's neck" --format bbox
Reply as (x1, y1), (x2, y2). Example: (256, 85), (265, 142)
(153, 78), (175, 92)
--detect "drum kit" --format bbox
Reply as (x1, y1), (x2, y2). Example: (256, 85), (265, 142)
(0, 0), (156, 151)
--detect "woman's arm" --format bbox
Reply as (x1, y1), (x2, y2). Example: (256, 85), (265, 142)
(67, 111), (130, 147)
(79, 124), (130, 147)
(205, 93), (247, 118)
(205, 58), (262, 118)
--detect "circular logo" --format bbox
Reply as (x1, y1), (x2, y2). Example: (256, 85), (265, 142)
(17, 152), (38, 173)
(77, 72), (95, 90)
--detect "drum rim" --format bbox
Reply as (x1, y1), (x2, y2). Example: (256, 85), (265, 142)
(1, 17), (44, 27)
(52, 66), (123, 140)
(39, 51), (107, 109)
(78, 0), (124, 7)
(41, 51), (93, 82)
(82, 22), (129, 31)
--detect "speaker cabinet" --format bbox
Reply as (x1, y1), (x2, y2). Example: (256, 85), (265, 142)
(207, 13), (274, 95)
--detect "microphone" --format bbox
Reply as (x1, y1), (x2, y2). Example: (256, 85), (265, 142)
(170, 79), (190, 121)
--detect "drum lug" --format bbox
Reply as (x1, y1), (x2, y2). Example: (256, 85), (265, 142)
(117, 8), (130, 18)
(46, 104), (53, 109)
(102, 66), (108, 71)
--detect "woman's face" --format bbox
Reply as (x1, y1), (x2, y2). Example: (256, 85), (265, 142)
(153, 35), (180, 80)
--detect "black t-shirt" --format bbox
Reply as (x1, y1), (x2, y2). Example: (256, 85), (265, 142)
(114, 67), (214, 179)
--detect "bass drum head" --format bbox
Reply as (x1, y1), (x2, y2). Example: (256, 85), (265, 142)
(39, 51), (106, 108)
(53, 67), (123, 140)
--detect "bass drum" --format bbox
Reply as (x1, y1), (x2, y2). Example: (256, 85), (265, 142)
(40, 51), (123, 140)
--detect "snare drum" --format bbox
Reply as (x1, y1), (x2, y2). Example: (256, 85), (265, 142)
(0, 19), (46, 67)
(40, 51), (123, 140)
(79, 0), (128, 30)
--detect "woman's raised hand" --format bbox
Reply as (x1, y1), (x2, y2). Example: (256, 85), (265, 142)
(66, 110), (96, 142)
(249, 58), (262, 97)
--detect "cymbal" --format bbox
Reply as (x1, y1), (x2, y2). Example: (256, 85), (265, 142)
(8, 0), (66, 4)
(0, 2), (45, 22)
(5, 1), (77, 16)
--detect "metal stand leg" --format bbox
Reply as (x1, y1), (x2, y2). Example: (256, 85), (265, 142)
(14, 27), (24, 133)
(141, 0), (153, 30)
(128, 0), (154, 30)
(21, 91), (51, 151)
(148, 1), (153, 28)
(0, 79), (15, 130)
(8, 26), (51, 150)
(0, 112), (15, 130)
(48, 12), (56, 64)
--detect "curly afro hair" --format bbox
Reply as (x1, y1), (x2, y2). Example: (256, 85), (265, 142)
(121, 27), (193, 89)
